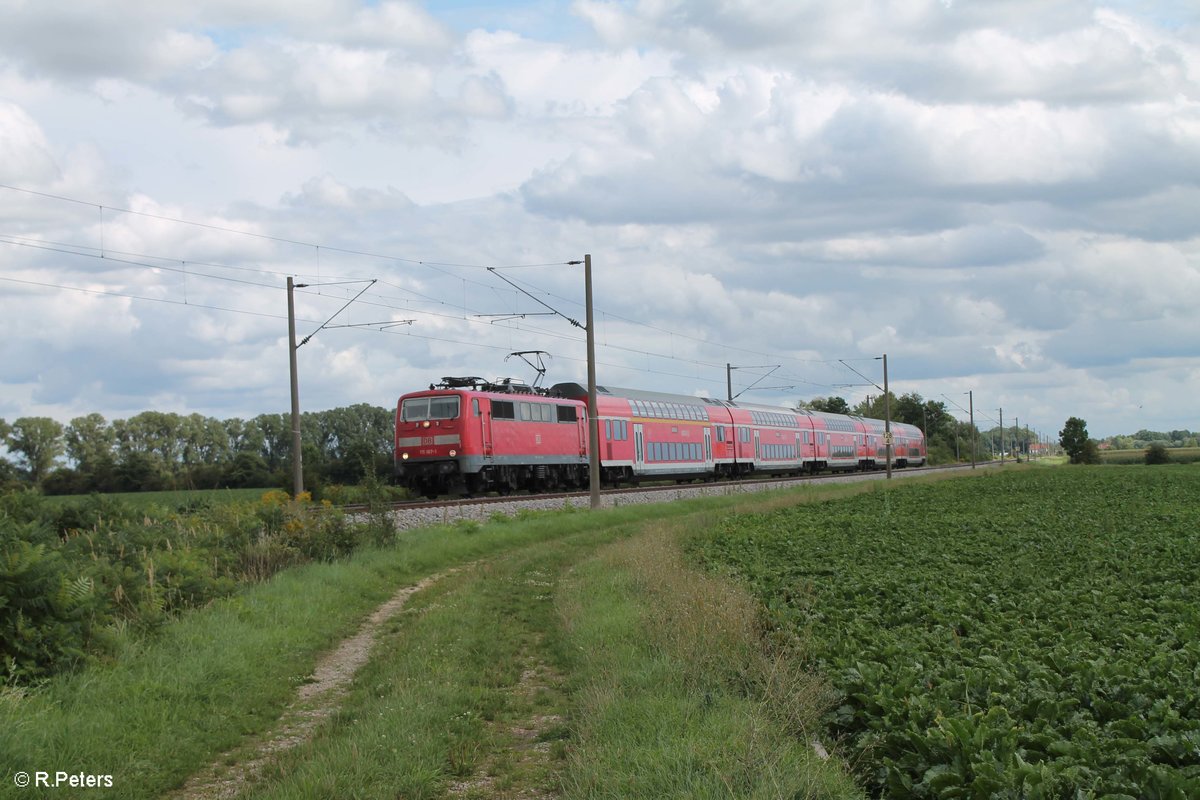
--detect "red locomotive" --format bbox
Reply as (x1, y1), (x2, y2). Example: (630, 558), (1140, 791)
(394, 377), (926, 497)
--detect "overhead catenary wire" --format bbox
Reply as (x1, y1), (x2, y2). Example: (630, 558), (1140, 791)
(490, 266), (863, 370)
(3, 183), (845, 392)
(1, 229), (834, 390)
(0, 183), (575, 272)
(1, 233), (844, 397)
(5, 185), (939, 401)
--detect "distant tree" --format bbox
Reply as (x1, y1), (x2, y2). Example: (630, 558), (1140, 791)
(0, 418), (10, 483)
(6, 417), (66, 484)
(1107, 435), (1135, 451)
(1145, 442), (1171, 465)
(1059, 417), (1094, 465)
(804, 396), (851, 414)
(852, 394), (881, 419)
(892, 392), (927, 427)
(252, 413), (291, 470)
(0, 456), (17, 486)
(65, 413), (115, 472)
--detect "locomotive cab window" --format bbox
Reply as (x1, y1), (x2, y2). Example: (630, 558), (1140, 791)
(556, 405), (577, 423)
(492, 400), (515, 419)
(401, 396), (460, 422)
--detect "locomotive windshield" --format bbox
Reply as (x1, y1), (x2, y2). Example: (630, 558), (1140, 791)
(401, 396), (460, 422)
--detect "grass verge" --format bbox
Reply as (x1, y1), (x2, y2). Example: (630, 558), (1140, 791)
(556, 523), (863, 799)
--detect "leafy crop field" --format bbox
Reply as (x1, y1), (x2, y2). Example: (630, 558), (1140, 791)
(691, 467), (1200, 798)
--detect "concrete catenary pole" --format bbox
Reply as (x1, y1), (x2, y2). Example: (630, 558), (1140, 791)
(883, 353), (892, 480)
(287, 276), (304, 498)
(584, 254), (601, 509)
(969, 390), (976, 469)
(999, 407), (1004, 462)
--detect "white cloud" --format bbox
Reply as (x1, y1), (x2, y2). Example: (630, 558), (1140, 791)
(0, 100), (59, 184)
(0, 0), (1197, 439)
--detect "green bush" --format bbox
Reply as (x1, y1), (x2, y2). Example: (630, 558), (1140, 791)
(1, 523), (99, 682)
(1145, 442), (1171, 465)
(0, 487), (393, 686)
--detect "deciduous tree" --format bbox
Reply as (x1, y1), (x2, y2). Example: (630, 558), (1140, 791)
(804, 396), (851, 414)
(1059, 417), (1098, 464)
(6, 417), (66, 484)
(65, 413), (115, 472)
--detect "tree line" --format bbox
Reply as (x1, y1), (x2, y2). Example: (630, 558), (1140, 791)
(0, 389), (1062, 495)
(0, 405), (395, 495)
(1101, 429), (1198, 450)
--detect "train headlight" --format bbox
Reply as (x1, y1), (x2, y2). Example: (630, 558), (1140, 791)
(449, 449), (457, 457)
(401, 452), (409, 460)
(423, 420), (431, 428)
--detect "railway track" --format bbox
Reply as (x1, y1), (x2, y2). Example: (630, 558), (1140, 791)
(340, 461), (1001, 527)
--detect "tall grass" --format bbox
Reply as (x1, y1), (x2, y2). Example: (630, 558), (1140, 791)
(557, 524), (862, 799)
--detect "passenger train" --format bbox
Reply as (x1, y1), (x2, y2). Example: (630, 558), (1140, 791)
(394, 377), (925, 497)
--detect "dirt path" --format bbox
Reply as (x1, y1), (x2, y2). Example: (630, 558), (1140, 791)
(445, 648), (566, 800)
(170, 571), (451, 800)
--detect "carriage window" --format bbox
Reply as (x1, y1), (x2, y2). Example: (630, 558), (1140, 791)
(520, 402), (531, 421)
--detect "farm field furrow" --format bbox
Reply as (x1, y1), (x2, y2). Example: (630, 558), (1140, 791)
(690, 467), (1200, 799)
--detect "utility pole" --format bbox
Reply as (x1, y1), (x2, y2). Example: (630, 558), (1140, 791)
(287, 276), (304, 498)
(584, 254), (600, 510)
(1015, 416), (1019, 461)
(284, 275), (378, 499)
(999, 407), (1004, 463)
(882, 353), (892, 480)
(969, 390), (976, 469)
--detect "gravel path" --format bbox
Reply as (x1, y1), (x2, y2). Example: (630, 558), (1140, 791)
(386, 465), (955, 530)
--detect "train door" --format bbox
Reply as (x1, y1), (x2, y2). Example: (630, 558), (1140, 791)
(633, 423), (644, 467)
(478, 398), (493, 457)
(754, 430), (761, 463)
(704, 427), (712, 464)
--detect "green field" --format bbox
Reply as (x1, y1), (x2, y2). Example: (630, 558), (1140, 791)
(37, 486), (266, 510)
(691, 466), (1200, 798)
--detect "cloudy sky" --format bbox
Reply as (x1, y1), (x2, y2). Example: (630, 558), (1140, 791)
(2, 0), (1198, 441)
